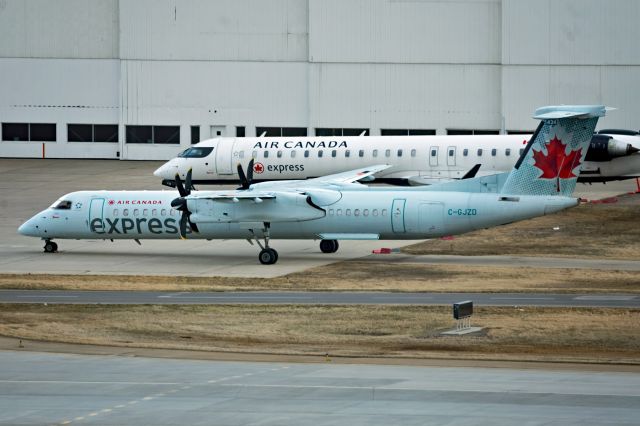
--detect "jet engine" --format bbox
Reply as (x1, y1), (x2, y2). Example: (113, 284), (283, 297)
(585, 134), (639, 162)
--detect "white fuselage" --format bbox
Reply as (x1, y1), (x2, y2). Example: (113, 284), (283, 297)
(154, 134), (640, 185)
(19, 189), (577, 242)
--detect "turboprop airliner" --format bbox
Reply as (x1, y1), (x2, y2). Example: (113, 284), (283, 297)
(20, 105), (605, 265)
(154, 129), (639, 187)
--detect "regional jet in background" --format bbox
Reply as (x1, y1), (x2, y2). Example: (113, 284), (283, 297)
(154, 129), (639, 188)
(20, 105), (606, 264)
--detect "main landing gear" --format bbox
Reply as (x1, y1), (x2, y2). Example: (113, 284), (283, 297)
(248, 222), (279, 265)
(319, 239), (339, 254)
(43, 239), (58, 253)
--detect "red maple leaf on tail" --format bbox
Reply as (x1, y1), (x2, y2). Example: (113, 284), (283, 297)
(532, 136), (583, 192)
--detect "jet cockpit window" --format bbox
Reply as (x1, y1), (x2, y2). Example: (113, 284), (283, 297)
(52, 200), (72, 210)
(178, 147), (214, 158)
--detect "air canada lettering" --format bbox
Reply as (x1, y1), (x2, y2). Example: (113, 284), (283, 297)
(253, 141), (348, 149)
(108, 199), (163, 206)
(89, 217), (189, 235)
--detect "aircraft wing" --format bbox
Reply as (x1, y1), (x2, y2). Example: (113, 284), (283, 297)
(250, 164), (392, 191)
(189, 192), (276, 201)
(307, 164), (391, 184)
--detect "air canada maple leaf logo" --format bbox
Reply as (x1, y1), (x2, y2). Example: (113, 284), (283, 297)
(532, 136), (582, 179)
(253, 162), (264, 174)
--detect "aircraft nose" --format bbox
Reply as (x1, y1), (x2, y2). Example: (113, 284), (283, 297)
(153, 164), (167, 178)
(154, 162), (179, 178)
(18, 216), (41, 237)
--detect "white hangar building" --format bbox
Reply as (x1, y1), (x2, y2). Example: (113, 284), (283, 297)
(1, 0), (639, 160)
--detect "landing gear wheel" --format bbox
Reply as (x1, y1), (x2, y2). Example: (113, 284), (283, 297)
(44, 241), (58, 253)
(320, 239), (339, 253)
(259, 248), (278, 265)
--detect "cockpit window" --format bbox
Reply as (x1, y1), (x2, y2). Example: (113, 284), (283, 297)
(53, 200), (72, 210)
(178, 147), (214, 158)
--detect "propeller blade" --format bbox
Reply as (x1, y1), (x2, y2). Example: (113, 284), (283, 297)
(237, 162), (248, 189)
(175, 174), (187, 197)
(247, 158), (255, 184)
(185, 169), (193, 193)
(188, 218), (199, 233)
(179, 213), (188, 239)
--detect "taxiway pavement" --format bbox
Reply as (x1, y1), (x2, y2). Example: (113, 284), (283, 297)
(0, 290), (638, 308)
(1, 350), (638, 426)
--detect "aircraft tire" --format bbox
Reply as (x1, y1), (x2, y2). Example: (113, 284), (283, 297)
(259, 248), (278, 265)
(320, 240), (339, 253)
(44, 241), (57, 253)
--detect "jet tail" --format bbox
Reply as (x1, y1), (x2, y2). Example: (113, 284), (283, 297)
(500, 105), (607, 196)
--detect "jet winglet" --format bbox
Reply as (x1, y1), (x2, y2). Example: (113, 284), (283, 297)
(461, 164), (482, 180)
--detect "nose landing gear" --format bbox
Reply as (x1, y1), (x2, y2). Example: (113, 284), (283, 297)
(43, 239), (58, 253)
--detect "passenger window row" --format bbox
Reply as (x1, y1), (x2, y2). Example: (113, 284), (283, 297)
(247, 148), (524, 160)
(460, 148), (523, 157)
(327, 208), (388, 217)
(112, 208), (176, 217)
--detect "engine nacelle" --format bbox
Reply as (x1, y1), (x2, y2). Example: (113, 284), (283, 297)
(187, 192), (325, 223)
(585, 134), (639, 162)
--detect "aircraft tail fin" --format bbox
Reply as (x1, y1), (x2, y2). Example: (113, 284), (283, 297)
(500, 105), (607, 196)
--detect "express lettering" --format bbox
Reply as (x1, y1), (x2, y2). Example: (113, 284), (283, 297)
(90, 218), (185, 235)
(266, 164), (305, 173)
(253, 141), (348, 149)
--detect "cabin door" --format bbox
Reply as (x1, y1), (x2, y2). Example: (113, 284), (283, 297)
(429, 146), (439, 167)
(88, 198), (105, 233)
(215, 138), (235, 175)
(447, 146), (456, 166)
(391, 198), (406, 233)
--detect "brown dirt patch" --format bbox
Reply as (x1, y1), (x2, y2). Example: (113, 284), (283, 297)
(1, 304), (638, 364)
(1, 264), (638, 293)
